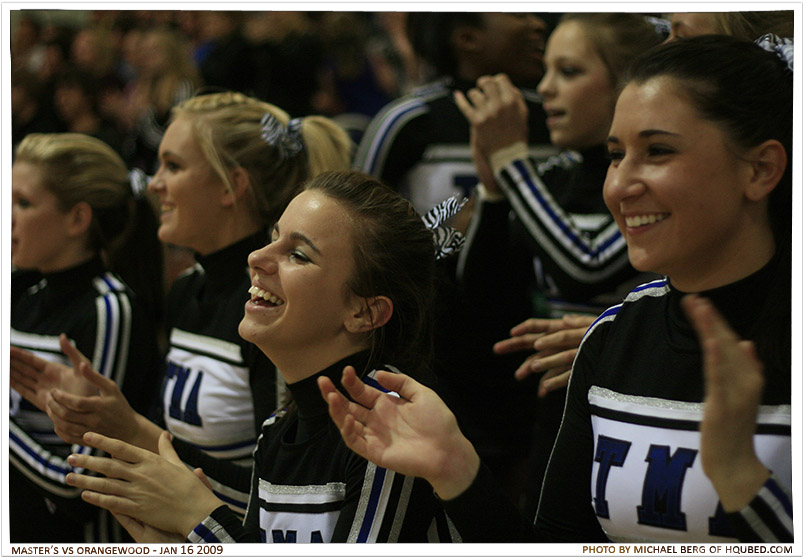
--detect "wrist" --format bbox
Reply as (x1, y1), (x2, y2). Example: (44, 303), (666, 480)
(181, 498), (224, 538)
(708, 458), (770, 512)
(429, 435), (481, 501)
(489, 141), (529, 174)
(132, 413), (165, 453)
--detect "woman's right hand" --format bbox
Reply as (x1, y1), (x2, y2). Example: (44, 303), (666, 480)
(41, 349), (163, 452)
(318, 366), (480, 501)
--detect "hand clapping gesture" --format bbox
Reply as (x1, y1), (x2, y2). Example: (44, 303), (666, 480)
(11, 334), (98, 412)
(66, 431), (223, 541)
(454, 73), (529, 195)
(318, 366), (481, 500)
(682, 294), (771, 511)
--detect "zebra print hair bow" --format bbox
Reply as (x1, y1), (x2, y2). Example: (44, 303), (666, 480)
(755, 34), (793, 73)
(422, 196), (468, 260)
(128, 168), (149, 198)
(260, 113), (304, 159)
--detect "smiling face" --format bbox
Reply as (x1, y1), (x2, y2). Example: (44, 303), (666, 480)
(148, 116), (229, 254)
(537, 21), (618, 150)
(11, 162), (83, 272)
(239, 190), (366, 376)
(603, 77), (776, 291)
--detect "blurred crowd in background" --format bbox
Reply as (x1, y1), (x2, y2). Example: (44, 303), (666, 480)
(10, 10), (558, 171)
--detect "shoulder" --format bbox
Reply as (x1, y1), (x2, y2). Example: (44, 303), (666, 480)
(364, 79), (452, 129)
(583, 278), (670, 341)
(167, 264), (204, 297)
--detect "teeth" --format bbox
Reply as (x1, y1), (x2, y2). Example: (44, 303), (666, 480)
(248, 285), (285, 306)
(625, 214), (668, 227)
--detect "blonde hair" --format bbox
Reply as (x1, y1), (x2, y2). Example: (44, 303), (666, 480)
(16, 133), (131, 228)
(141, 26), (202, 113)
(172, 91), (353, 227)
(15, 133), (164, 321)
(709, 11), (794, 41)
(560, 13), (665, 87)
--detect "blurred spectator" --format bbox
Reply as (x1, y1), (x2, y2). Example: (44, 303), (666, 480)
(312, 12), (399, 142)
(70, 26), (121, 84)
(11, 69), (60, 149)
(117, 26), (202, 171)
(194, 11), (253, 94)
(245, 11), (322, 116)
(53, 67), (124, 153)
(374, 12), (425, 94)
(11, 15), (47, 74)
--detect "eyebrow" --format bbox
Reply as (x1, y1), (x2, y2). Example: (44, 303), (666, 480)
(272, 224), (322, 255)
(158, 150), (182, 161)
(606, 130), (681, 143)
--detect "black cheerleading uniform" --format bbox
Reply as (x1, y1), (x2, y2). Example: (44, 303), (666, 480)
(459, 145), (649, 318)
(442, 258), (792, 542)
(354, 76), (557, 214)
(159, 231), (279, 514)
(444, 146), (652, 508)
(177, 352), (460, 543)
(10, 258), (162, 542)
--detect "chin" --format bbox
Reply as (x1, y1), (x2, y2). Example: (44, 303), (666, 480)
(238, 316), (260, 345)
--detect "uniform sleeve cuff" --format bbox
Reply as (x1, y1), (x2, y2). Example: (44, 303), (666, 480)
(489, 141), (529, 174)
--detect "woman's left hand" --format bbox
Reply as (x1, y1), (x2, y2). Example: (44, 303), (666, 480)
(682, 294), (770, 512)
(65, 431), (223, 537)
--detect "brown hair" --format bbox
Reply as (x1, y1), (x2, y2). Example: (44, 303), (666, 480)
(303, 171), (436, 379)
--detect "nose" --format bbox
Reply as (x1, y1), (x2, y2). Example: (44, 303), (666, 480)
(603, 155), (646, 208)
(247, 244), (279, 277)
(537, 69), (554, 98)
(148, 170), (164, 194)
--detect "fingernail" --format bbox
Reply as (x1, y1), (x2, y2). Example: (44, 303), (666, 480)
(531, 360), (543, 372)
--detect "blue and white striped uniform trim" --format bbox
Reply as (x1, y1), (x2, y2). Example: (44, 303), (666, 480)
(354, 80), (450, 176)
(737, 476), (794, 541)
(498, 155), (629, 284)
(10, 274), (133, 494)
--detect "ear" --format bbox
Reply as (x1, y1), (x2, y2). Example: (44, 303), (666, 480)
(452, 24), (483, 55)
(743, 139), (787, 202)
(345, 296), (394, 334)
(221, 166), (252, 207)
(66, 201), (93, 237)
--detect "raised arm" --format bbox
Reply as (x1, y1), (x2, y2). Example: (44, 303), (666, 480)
(683, 294), (792, 542)
(457, 74), (630, 294)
